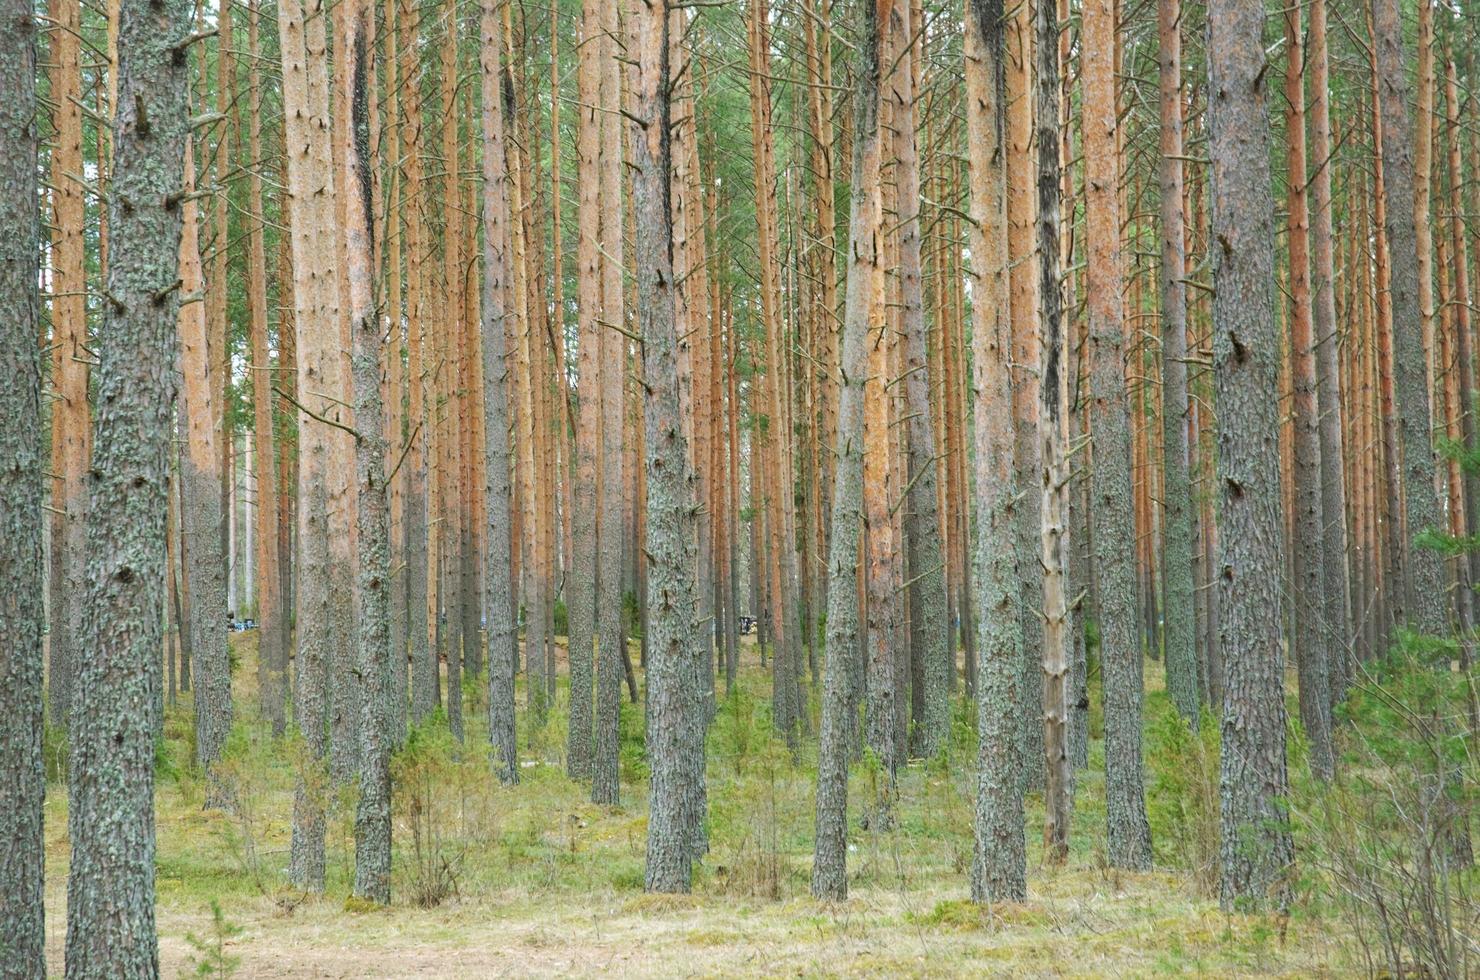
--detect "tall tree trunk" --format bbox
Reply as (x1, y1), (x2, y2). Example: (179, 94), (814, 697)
(569, 0), (602, 770)
(1036, 0), (1074, 864)
(1372, 0), (1446, 632)
(481, 0), (518, 785)
(47, 0), (89, 731)
(1207, 0), (1295, 910)
(401, 0), (434, 726)
(342, 0), (392, 903)
(278, 0), (344, 892)
(1084, 0), (1151, 869)
(966, 0), (1027, 903)
(1307, 0), (1353, 708)
(64, 0), (191, 964)
(749, 0), (805, 746)
(887, 0), (950, 761)
(594, 0), (628, 805)
(633, 0), (703, 895)
(178, 141), (232, 795)
(1157, 0), (1197, 724)
(1284, 0), (1335, 780)
(1007, 0), (1044, 791)
(0, 3), (44, 969)
(811, 0), (885, 901)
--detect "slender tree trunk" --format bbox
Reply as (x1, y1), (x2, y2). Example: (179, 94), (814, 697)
(342, 1), (392, 902)
(1207, 0), (1295, 910)
(1307, 0), (1353, 708)
(1284, 0), (1335, 780)
(633, 0), (703, 894)
(1034, 0), (1074, 864)
(47, 0), (89, 732)
(594, 0), (628, 805)
(245, 0), (286, 732)
(64, 0), (191, 965)
(1373, 0), (1446, 632)
(812, 0), (885, 901)
(1007, 0), (1044, 791)
(966, 0), (1027, 903)
(1084, 0), (1151, 869)
(401, 0), (434, 726)
(481, 0), (518, 784)
(0, 4), (44, 969)
(178, 142), (232, 794)
(1157, 0), (1197, 724)
(885, 0), (950, 761)
(569, 0), (602, 769)
(278, 0), (343, 892)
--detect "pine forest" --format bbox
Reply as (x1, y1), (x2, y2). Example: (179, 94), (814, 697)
(0, 0), (1477, 973)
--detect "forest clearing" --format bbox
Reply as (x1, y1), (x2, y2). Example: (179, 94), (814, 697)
(1, 0), (1478, 973)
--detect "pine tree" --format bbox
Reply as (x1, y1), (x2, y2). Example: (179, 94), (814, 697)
(1207, 0), (1295, 911)
(64, 0), (193, 965)
(0, 1), (44, 968)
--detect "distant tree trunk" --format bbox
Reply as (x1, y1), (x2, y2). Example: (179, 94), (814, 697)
(1036, 0), (1073, 865)
(1307, 0), (1353, 709)
(593, 0), (627, 805)
(1006, 0), (1044, 791)
(811, 0), (884, 902)
(1157, 0), (1197, 725)
(400, 0), (434, 726)
(481, 0), (518, 785)
(1284, 0), (1335, 780)
(0, 3), (44, 969)
(1083, 0), (1151, 870)
(1372, 0), (1446, 633)
(278, 0), (343, 893)
(633, 0), (703, 895)
(749, 0), (805, 746)
(47, 0), (89, 732)
(178, 141), (232, 795)
(569, 0), (601, 771)
(1207, 0), (1294, 911)
(886, 0), (949, 761)
(64, 0), (191, 965)
(965, 0), (1027, 904)
(341, 0), (392, 903)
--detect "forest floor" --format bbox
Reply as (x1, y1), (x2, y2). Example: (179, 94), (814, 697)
(38, 633), (1359, 977)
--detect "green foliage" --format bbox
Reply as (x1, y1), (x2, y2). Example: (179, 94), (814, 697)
(552, 597), (568, 637)
(391, 709), (490, 907)
(1147, 706), (1220, 893)
(1299, 650), (1477, 978)
(185, 900), (244, 977)
(44, 720), (69, 784)
(211, 723), (286, 890)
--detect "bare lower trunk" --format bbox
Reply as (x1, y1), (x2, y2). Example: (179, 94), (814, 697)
(966, 0), (1027, 903)
(0, 7), (45, 969)
(64, 0), (190, 966)
(811, 0), (884, 901)
(1207, 0), (1295, 910)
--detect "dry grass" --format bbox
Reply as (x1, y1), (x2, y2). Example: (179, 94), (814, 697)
(38, 633), (1356, 977)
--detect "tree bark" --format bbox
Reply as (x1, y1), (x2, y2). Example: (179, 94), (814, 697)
(1084, 0), (1151, 870)
(966, 0), (1027, 903)
(342, 0), (392, 902)
(1307, 0), (1353, 708)
(64, 0), (191, 965)
(811, 0), (885, 902)
(1284, 0), (1335, 780)
(0, 2), (44, 969)
(1372, 0), (1446, 633)
(1207, 0), (1295, 910)
(633, 0), (704, 895)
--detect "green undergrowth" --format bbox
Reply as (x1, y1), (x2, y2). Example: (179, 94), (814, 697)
(34, 630), (1388, 975)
